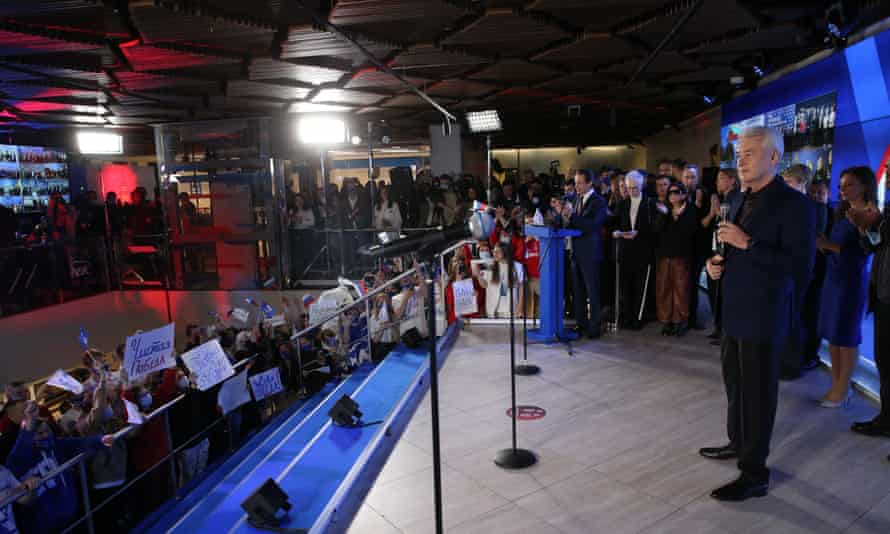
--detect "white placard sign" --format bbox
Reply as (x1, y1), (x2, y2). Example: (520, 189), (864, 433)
(249, 368), (285, 401)
(46, 369), (84, 395)
(123, 398), (145, 425)
(218, 370), (251, 415)
(452, 279), (477, 316)
(124, 323), (176, 380)
(181, 339), (235, 391)
(231, 308), (250, 325)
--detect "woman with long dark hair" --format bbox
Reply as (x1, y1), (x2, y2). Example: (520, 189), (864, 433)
(817, 166), (876, 407)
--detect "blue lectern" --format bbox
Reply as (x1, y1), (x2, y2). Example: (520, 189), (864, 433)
(526, 225), (580, 343)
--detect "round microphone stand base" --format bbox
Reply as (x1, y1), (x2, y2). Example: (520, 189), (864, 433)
(494, 447), (538, 470)
(513, 363), (540, 375)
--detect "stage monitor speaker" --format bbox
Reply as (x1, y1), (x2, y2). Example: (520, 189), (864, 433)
(328, 394), (363, 427)
(241, 478), (306, 533)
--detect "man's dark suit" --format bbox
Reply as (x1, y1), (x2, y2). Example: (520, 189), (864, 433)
(720, 177), (815, 484)
(614, 195), (657, 325)
(566, 190), (608, 337)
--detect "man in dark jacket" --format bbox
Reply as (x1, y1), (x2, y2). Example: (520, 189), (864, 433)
(701, 126), (815, 501)
(559, 169), (607, 338)
(612, 170), (657, 330)
(849, 196), (890, 445)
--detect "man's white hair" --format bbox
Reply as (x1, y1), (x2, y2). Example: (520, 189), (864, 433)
(740, 126), (784, 160)
(625, 169), (645, 187)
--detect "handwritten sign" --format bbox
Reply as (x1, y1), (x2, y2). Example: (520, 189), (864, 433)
(124, 323), (176, 381)
(231, 308), (250, 325)
(181, 339), (235, 391)
(249, 368), (284, 401)
(46, 369), (83, 395)
(123, 398), (145, 425)
(452, 279), (477, 316)
(218, 370), (251, 414)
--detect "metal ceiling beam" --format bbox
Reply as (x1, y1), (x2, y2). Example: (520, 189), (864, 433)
(625, 0), (704, 87)
(289, 0), (456, 122)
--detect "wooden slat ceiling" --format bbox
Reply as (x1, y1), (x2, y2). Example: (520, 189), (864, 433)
(0, 0), (885, 147)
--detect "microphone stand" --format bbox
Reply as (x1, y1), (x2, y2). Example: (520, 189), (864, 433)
(514, 212), (539, 375)
(494, 227), (537, 469)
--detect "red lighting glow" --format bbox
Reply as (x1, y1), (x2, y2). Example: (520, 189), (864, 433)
(98, 164), (138, 204)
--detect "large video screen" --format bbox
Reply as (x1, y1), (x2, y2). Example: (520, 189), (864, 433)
(721, 92), (838, 185)
(0, 144), (70, 213)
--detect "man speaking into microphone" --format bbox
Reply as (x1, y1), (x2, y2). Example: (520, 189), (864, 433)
(700, 126), (815, 501)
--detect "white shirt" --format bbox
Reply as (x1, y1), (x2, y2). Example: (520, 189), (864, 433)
(580, 189), (594, 211)
(483, 262), (525, 318)
(629, 195), (642, 231)
(374, 203), (402, 230)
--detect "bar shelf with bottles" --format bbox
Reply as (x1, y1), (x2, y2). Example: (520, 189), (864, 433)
(0, 144), (70, 213)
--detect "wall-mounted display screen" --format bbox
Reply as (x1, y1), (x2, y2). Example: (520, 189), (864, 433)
(720, 92), (838, 185)
(0, 144), (69, 213)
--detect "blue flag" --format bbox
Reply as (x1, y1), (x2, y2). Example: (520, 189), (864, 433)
(261, 301), (275, 319)
(78, 327), (89, 349)
(245, 297), (257, 306)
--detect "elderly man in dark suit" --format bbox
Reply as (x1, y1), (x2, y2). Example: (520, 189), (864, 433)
(612, 169), (657, 330)
(700, 126), (816, 501)
(560, 169), (608, 339)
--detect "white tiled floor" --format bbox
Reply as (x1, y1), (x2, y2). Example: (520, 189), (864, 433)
(348, 324), (890, 534)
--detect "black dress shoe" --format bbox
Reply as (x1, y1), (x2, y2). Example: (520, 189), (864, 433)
(710, 477), (768, 501)
(674, 323), (689, 337)
(851, 420), (890, 437)
(709, 339), (721, 346)
(661, 324), (675, 336)
(707, 330), (722, 340)
(699, 444), (738, 460)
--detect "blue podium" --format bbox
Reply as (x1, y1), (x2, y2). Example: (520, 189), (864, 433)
(526, 225), (580, 343)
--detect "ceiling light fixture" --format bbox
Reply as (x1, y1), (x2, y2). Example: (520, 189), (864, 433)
(298, 116), (346, 145)
(77, 131), (123, 154)
(465, 110), (502, 133)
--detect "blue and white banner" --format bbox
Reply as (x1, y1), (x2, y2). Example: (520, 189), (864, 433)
(182, 339), (235, 391)
(249, 368), (284, 401)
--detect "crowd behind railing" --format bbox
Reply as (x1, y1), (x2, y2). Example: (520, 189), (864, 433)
(0, 253), (460, 533)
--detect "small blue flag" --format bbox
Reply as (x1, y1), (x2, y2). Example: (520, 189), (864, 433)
(261, 301), (275, 319)
(78, 327), (89, 349)
(245, 297), (258, 307)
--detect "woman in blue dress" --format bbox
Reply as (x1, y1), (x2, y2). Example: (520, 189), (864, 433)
(817, 166), (876, 408)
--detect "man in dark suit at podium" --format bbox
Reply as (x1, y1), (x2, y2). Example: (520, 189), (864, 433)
(612, 170), (657, 330)
(560, 169), (607, 338)
(700, 126), (816, 501)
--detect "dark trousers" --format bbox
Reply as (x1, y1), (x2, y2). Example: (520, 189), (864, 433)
(707, 276), (722, 332)
(875, 300), (890, 427)
(801, 272), (825, 363)
(721, 335), (782, 483)
(572, 255), (601, 335)
(689, 254), (707, 328)
(620, 260), (650, 325)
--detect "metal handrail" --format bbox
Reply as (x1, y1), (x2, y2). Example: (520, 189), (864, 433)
(0, 352), (261, 511)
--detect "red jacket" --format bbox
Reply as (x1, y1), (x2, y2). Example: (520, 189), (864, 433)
(123, 368), (179, 471)
(489, 225), (525, 262)
(523, 238), (540, 279)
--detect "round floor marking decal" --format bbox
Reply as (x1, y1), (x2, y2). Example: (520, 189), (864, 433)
(506, 405), (546, 420)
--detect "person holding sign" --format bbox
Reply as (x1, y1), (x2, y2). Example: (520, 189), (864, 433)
(446, 260), (480, 323)
(122, 368), (179, 518)
(6, 401), (115, 534)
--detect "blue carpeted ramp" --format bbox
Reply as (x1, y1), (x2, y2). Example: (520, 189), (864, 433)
(152, 323), (459, 534)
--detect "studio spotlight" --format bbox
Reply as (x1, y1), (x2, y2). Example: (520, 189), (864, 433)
(351, 135), (362, 146)
(297, 115), (346, 145)
(77, 131), (123, 154)
(465, 110), (503, 134)
(703, 95), (715, 105)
